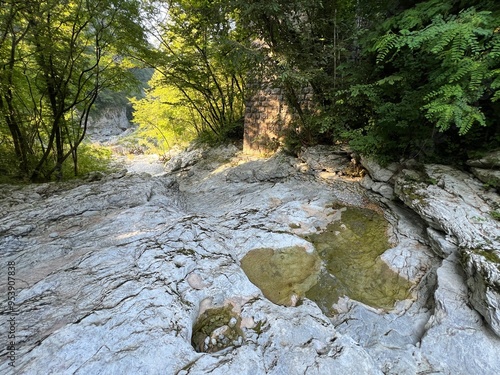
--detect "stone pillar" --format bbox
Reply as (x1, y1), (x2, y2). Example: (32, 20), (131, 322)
(243, 82), (315, 156)
(243, 84), (291, 155)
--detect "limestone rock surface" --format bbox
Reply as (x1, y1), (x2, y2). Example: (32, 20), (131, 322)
(298, 145), (352, 175)
(466, 149), (500, 190)
(461, 249), (500, 337)
(419, 252), (500, 374)
(225, 154), (294, 183)
(87, 106), (132, 143)
(1, 147), (500, 374)
(393, 164), (500, 338)
(394, 165), (500, 250)
(360, 156), (399, 182)
(467, 150), (500, 169)
(164, 146), (207, 173)
(470, 167), (500, 190)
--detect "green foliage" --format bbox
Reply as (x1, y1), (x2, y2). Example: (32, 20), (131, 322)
(129, 71), (198, 153)
(233, 0), (407, 152)
(138, 0), (253, 144)
(490, 210), (500, 221)
(0, 0), (148, 181)
(234, 0), (357, 104)
(374, 5), (500, 135)
(333, 0), (500, 162)
(0, 139), (113, 183)
(3, 0), (500, 178)
(0, 139), (23, 183)
(234, 0), (500, 163)
(93, 68), (154, 118)
(60, 143), (114, 179)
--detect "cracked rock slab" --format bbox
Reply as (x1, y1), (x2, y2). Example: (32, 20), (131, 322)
(394, 164), (500, 338)
(2, 149), (500, 374)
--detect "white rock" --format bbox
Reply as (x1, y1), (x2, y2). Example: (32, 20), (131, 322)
(371, 181), (395, 200)
(394, 164), (500, 337)
(360, 174), (374, 190)
(186, 272), (208, 290)
(1, 147), (499, 374)
(360, 156), (399, 182)
(426, 227), (458, 258)
(299, 145), (352, 174)
(419, 253), (500, 374)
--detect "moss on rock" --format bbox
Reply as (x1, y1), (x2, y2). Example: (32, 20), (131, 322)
(191, 305), (244, 353)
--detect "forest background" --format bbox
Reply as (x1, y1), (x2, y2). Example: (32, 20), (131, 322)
(1, 0), (499, 182)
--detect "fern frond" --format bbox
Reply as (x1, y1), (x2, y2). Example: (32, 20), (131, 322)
(449, 32), (470, 62)
(456, 105), (486, 135)
(429, 23), (457, 54)
(424, 94), (486, 134)
(491, 72), (500, 89)
(488, 35), (500, 59)
(449, 59), (473, 83)
(491, 72), (500, 101)
(374, 33), (400, 63)
(375, 75), (403, 86)
(469, 64), (486, 91)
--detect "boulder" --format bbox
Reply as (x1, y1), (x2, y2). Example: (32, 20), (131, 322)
(359, 174), (374, 190)
(164, 146), (206, 173)
(360, 156), (399, 182)
(226, 153), (294, 183)
(461, 249), (500, 337)
(394, 165), (500, 251)
(360, 174), (395, 200)
(371, 181), (395, 200)
(466, 150), (500, 189)
(298, 145), (352, 175)
(419, 252), (500, 374)
(467, 150), (500, 169)
(426, 227), (458, 258)
(470, 167), (500, 190)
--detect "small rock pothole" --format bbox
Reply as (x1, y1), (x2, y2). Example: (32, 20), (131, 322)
(191, 305), (244, 353)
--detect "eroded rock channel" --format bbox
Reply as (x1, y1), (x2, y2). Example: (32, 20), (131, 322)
(1, 144), (500, 374)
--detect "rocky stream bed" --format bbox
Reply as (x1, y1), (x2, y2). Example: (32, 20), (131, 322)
(1, 144), (500, 374)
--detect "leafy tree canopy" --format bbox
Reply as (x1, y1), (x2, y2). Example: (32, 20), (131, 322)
(2, 0), (500, 182)
(0, 0), (148, 181)
(232, 0), (500, 162)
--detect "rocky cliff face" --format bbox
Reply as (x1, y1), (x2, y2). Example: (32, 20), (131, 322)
(1, 145), (499, 374)
(87, 106), (132, 143)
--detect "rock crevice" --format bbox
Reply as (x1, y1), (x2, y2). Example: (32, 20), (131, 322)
(360, 154), (500, 341)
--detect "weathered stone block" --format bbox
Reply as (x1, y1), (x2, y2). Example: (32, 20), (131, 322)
(467, 150), (500, 169)
(360, 156), (399, 182)
(470, 167), (500, 189)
